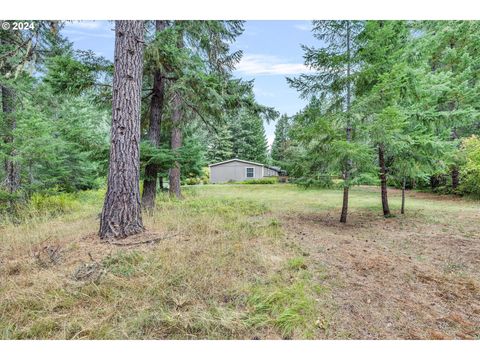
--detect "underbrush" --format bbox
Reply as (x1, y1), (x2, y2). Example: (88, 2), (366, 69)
(29, 192), (81, 216)
(239, 177), (278, 185)
(292, 176), (335, 189)
(0, 188), (104, 225)
(293, 173), (380, 189)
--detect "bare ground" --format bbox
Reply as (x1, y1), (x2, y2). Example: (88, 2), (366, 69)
(282, 209), (480, 339)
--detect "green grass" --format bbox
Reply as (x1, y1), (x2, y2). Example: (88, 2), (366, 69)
(244, 263), (319, 339)
(246, 282), (316, 338)
(286, 257), (307, 271)
(0, 183), (478, 339)
(102, 251), (145, 277)
(192, 184), (480, 218)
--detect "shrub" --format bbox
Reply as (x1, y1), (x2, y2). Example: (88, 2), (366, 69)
(240, 177), (278, 185)
(184, 167), (210, 185)
(459, 135), (480, 197)
(29, 192), (80, 216)
(293, 176), (333, 189)
(352, 173), (380, 186)
(185, 177), (201, 185)
(0, 190), (23, 213)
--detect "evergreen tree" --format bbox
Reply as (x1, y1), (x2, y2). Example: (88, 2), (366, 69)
(288, 97), (374, 189)
(141, 20), (167, 209)
(271, 113), (291, 166)
(355, 20), (411, 217)
(142, 20), (245, 199)
(416, 21), (480, 192)
(1, 22), (66, 199)
(207, 123), (233, 163)
(288, 20), (364, 223)
(99, 21), (145, 239)
(230, 110), (268, 163)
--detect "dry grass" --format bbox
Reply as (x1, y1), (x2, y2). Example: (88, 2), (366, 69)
(0, 184), (479, 339)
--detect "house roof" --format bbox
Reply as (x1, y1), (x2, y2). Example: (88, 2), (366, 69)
(208, 158), (265, 167)
(266, 165), (281, 172)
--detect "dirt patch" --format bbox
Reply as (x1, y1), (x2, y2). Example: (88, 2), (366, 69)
(282, 211), (480, 339)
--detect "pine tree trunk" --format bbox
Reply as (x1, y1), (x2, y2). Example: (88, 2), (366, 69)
(378, 144), (391, 217)
(450, 128), (459, 191)
(169, 91), (183, 198)
(340, 21), (352, 224)
(451, 166), (459, 191)
(340, 185), (349, 223)
(99, 20), (145, 239)
(168, 27), (184, 199)
(430, 175), (439, 191)
(1, 85), (20, 194)
(340, 126), (352, 223)
(141, 21), (167, 210)
(401, 177), (406, 215)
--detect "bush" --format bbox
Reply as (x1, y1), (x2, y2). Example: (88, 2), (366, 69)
(459, 135), (480, 197)
(240, 177), (278, 185)
(184, 167), (210, 185)
(185, 177), (201, 185)
(0, 190), (24, 220)
(29, 192), (79, 216)
(352, 173), (380, 186)
(293, 176), (333, 189)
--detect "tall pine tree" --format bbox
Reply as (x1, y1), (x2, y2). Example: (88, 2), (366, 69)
(99, 21), (145, 239)
(288, 20), (364, 223)
(271, 113), (291, 166)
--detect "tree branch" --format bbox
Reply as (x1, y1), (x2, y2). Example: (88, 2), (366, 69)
(183, 100), (219, 135)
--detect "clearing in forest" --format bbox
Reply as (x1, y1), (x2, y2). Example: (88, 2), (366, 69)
(1, 184), (479, 339)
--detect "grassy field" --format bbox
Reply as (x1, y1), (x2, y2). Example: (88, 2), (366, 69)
(1, 184), (479, 339)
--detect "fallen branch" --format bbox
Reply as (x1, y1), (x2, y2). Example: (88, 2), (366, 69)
(106, 233), (179, 246)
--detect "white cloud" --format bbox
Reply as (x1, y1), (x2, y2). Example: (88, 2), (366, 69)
(236, 54), (313, 76)
(253, 87), (275, 98)
(294, 22), (311, 31)
(68, 21), (102, 30)
(63, 29), (114, 39)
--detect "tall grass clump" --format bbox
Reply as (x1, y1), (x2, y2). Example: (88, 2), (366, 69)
(244, 258), (320, 339)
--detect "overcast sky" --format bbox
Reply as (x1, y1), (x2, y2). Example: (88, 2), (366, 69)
(62, 20), (318, 146)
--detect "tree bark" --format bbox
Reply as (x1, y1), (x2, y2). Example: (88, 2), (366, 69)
(340, 21), (352, 224)
(340, 186), (349, 223)
(99, 21), (145, 239)
(1, 84), (20, 194)
(169, 91), (183, 198)
(450, 127), (459, 191)
(430, 175), (439, 191)
(169, 27), (184, 199)
(142, 21), (167, 210)
(378, 144), (391, 217)
(451, 167), (459, 191)
(401, 177), (406, 215)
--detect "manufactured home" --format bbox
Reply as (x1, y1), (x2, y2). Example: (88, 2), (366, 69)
(209, 158), (282, 183)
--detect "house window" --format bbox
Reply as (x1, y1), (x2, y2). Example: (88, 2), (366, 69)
(246, 167), (254, 178)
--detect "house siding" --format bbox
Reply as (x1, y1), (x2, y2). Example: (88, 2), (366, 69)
(210, 161), (265, 183)
(264, 167), (278, 177)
